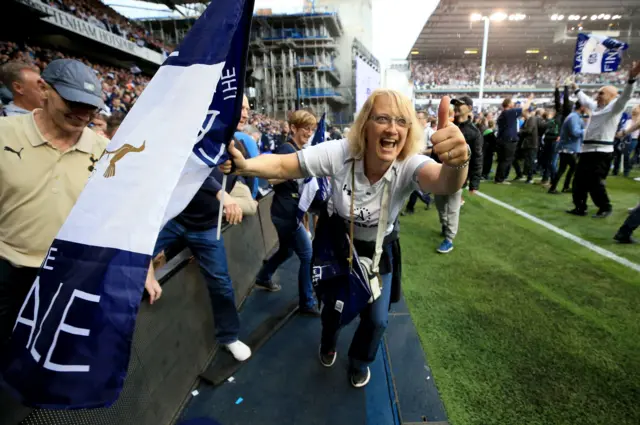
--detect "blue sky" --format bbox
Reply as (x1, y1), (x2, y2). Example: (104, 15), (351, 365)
(101, 0), (438, 62)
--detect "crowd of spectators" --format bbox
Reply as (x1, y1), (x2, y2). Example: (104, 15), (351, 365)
(416, 92), (541, 100)
(411, 61), (628, 89)
(1, 40), (150, 116)
(415, 90), (640, 105)
(0, 38), (336, 147)
(4, 38), (635, 143)
(40, 0), (174, 53)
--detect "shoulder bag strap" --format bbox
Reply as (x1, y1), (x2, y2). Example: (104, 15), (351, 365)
(348, 162), (356, 271)
(347, 160), (391, 275)
(371, 180), (391, 274)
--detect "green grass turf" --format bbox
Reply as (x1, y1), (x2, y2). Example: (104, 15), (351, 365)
(479, 168), (640, 262)
(399, 180), (640, 425)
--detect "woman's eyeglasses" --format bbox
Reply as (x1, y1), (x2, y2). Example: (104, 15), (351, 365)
(369, 114), (410, 128)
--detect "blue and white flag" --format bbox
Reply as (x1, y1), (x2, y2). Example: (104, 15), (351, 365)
(1, 0), (255, 409)
(297, 113), (331, 222)
(573, 33), (629, 74)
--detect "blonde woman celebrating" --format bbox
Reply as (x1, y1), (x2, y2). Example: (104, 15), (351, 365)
(221, 90), (470, 388)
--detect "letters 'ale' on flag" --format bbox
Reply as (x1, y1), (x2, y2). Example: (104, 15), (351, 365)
(296, 113), (332, 223)
(573, 33), (629, 74)
(1, 0), (255, 409)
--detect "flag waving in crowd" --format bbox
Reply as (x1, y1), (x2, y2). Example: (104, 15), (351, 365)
(573, 33), (629, 74)
(1, 0), (255, 409)
(296, 113), (332, 223)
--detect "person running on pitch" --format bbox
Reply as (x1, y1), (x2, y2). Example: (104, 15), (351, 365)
(219, 89), (469, 388)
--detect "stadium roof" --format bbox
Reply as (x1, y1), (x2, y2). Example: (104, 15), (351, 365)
(102, 0), (205, 20)
(408, 0), (640, 62)
(142, 0), (204, 5)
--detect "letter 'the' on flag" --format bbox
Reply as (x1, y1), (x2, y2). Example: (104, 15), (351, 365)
(1, 0), (255, 409)
(573, 33), (628, 74)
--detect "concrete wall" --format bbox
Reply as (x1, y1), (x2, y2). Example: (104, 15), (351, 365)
(317, 0), (373, 53)
(318, 0), (374, 122)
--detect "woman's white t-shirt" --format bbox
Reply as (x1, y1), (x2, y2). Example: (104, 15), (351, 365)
(297, 139), (434, 241)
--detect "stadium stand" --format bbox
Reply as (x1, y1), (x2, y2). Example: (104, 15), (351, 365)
(0, 40), (291, 135)
(411, 60), (628, 90)
(38, 0), (174, 53)
(0, 40), (150, 116)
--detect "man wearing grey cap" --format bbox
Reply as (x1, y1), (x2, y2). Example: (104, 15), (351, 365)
(0, 59), (108, 347)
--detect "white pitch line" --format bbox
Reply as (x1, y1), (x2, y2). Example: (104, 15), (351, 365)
(475, 191), (640, 273)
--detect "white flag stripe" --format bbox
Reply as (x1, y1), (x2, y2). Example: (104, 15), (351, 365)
(298, 178), (319, 219)
(198, 142), (226, 165)
(57, 62), (225, 254)
(581, 36), (605, 74)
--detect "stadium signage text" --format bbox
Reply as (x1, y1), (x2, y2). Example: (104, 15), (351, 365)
(16, 0), (163, 65)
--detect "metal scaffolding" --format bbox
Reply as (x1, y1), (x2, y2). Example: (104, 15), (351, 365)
(248, 12), (348, 123)
(136, 11), (350, 124)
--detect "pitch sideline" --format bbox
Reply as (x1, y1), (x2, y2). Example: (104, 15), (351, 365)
(475, 191), (640, 273)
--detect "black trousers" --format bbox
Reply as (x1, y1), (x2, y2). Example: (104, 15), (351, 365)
(618, 205), (640, 237)
(521, 148), (537, 181)
(612, 141), (623, 176)
(0, 259), (39, 349)
(540, 140), (557, 182)
(572, 151), (613, 213)
(495, 140), (517, 182)
(405, 190), (431, 211)
(482, 139), (496, 178)
(550, 152), (577, 191)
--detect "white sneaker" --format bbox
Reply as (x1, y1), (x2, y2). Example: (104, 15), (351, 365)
(225, 340), (252, 362)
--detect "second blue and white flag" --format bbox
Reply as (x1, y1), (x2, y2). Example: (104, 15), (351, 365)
(573, 33), (628, 74)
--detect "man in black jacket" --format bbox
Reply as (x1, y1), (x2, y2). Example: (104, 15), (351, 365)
(433, 96), (482, 254)
(514, 110), (545, 183)
(453, 97), (483, 193)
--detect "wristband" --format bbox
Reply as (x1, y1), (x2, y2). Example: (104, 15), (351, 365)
(446, 160), (469, 170)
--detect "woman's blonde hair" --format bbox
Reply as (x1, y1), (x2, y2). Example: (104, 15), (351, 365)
(347, 89), (424, 161)
(289, 110), (317, 129)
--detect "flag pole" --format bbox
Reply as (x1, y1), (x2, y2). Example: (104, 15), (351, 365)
(478, 17), (490, 112)
(217, 174), (227, 240)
